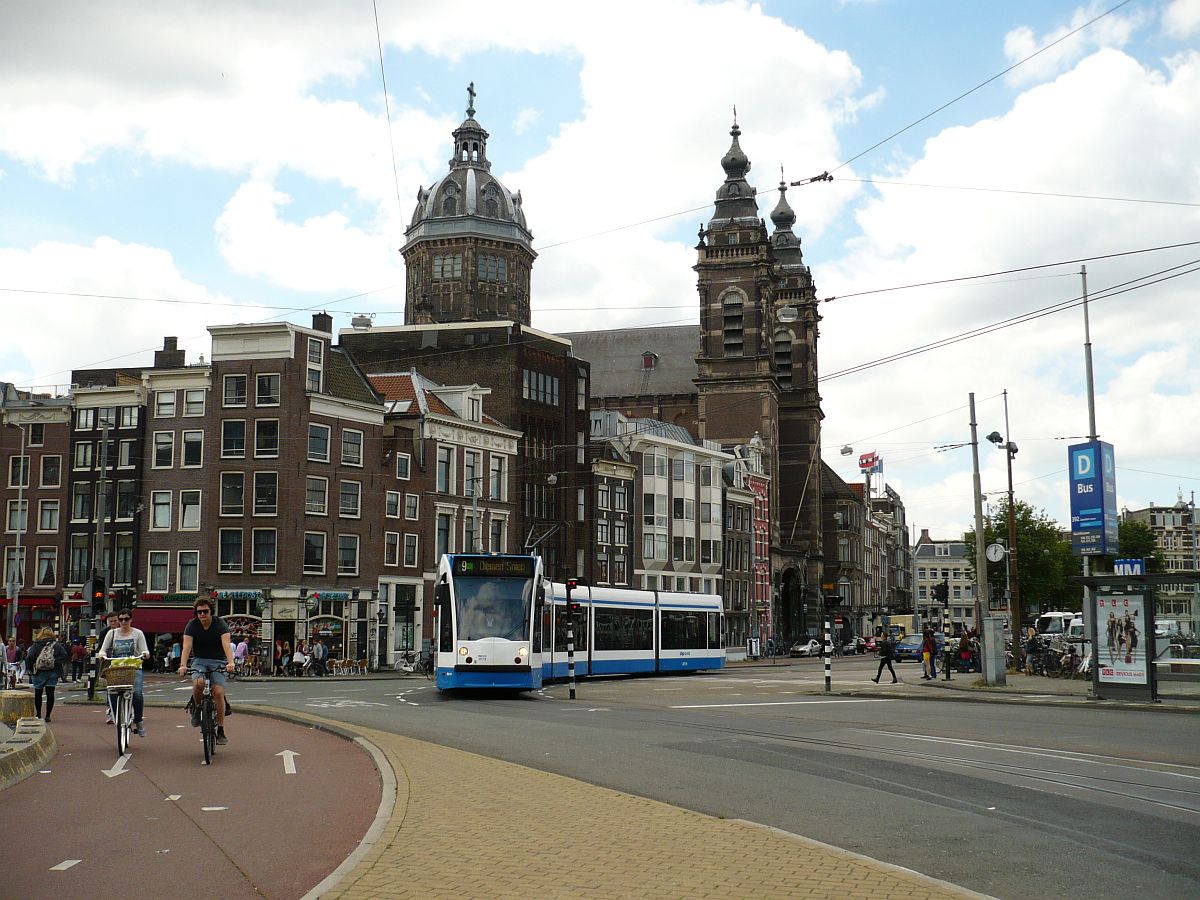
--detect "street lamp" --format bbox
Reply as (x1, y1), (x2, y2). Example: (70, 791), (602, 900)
(987, 426), (1021, 652)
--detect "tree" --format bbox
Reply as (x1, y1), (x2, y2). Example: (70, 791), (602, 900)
(963, 498), (1082, 622)
(1111, 520), (1166, 573)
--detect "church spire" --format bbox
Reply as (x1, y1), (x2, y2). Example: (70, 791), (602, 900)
(770, 170), (805, 269)
(710, 115), (759, 227)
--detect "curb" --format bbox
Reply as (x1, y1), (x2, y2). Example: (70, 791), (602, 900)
(0, 717), (57, 792)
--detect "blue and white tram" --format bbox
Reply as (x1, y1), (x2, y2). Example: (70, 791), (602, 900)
(541, 582), (725, 680)
(431, 553), (545, 690)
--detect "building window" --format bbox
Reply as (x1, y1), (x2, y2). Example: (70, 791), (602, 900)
(252, 529), (277, 574)
(256, 373), (280, 406)
(35, 548), (56, 586)
(521, 370), (560, 406)
(339, 481), (362, 518)
(178, 551), (199, 593)
(179, 490), (201, 530)
(304, 532), (326, 574)
(155, 391), (176, 417)
(436, 513), (452, 558)
(220, 473), (244, 516)
(614, 483), (627, 511)
(403, 533), (419, 567)
(337, 534), (359, 575)
(342, 429), (363, 467)
(71, 482), (92, 521)
(150, 491), (171, 529)
(253, 472), (278, 516)
(184, 389), (206, 416)
(433, 253), (462, 279)
(613, 557), (627, 585)
(486, 456), (504, 500)
(255, 419), (279, 457)
(477, 253), (507, 282)
(577, 377), (587, 410)
(152, 432), (173, 468)
(148, 551), (169, 592)
(116, 481), (136, 519)
(308, 424), (330, 462)
(395, 453), (411, 479)
(489, 519), (504, 553)
(118, 406), (138, 429)
(722, 291), (744, 356)
(73, 442), (94, 470)
(219, 529), (243, 573)
(38, 500), (59, 532)
(436, 447), (453, 493)
(182, 431), (203, 467)
(468, 396), (481, 421)
(224, 375), (248, 407)
(385, 491), (400, 518)
(464, 451), (481, 497)
(597, 483), (610, 510)
(40, 455), (61, 488)
(306, 476), (328, 515)
(614, 521), (626, 546)
(773, 330), (793, 388)
(384, 532), (400, 567)
(405, 494), (419, 520)
(597, 519), (609, 544)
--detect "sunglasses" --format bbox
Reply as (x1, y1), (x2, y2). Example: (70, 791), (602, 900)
(196, 609), (212, 615)
(118, 617), (131, 622)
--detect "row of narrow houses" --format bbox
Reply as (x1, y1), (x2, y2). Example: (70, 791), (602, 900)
(0, 91), (917, 662)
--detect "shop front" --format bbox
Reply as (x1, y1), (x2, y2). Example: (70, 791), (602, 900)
(1, 595), (59, 644)
(238, 586), (371, 672)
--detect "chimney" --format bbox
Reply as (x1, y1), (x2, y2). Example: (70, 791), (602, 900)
(154, 336), (186, 368)
(919, 528), (931, 543)
(312, 312), (333, 334)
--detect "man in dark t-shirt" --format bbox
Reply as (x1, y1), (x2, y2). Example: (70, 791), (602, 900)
(178, 598), (235, 745)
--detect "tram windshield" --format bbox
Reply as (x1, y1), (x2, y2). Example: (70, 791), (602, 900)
(455, 576), (534, 641)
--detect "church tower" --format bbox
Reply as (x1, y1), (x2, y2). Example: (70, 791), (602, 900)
(694, 118), (823, 641)
(402, 85), (536, 325)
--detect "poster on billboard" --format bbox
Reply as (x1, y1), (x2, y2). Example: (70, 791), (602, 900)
(1095, 593), (1147, 685)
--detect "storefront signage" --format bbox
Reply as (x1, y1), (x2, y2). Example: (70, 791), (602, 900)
(311, 591), (351, 601)
(272, 602), (298, 620)
(215, 590), (264, 602)
(140, 592), (198, 603)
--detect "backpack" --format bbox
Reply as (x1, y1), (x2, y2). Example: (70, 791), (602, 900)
(34, 641), (57, 672)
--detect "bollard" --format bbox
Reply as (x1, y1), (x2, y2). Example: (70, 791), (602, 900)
(943, 647), (953, 681)
(824, 619), (832, 693)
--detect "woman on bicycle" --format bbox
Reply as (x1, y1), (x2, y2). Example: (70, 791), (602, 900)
(178, 597), (235, 745)
(98, 609), (150, 736)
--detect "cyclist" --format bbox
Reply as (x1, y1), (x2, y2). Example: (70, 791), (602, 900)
(98, 609), (150, 736)
(178, 597), (235, 746)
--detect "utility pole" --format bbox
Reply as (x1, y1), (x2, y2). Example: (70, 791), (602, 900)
(1003, 391), (1021, 651)
(969, 392), (1003, 683)
(5, 422), (26, 642)
(1080, 266), (1098, 654)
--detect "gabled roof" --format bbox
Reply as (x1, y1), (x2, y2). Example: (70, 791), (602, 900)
(326, 346), (383, 406)
(563, 325), (699, 398)
(820, 461), (860, 501)
(369, 372), (455, 417)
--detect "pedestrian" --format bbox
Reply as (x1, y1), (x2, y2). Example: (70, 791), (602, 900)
(234, 635), (249, 675)
(273, 639), (283, 676)
(313, 638), (329, 676)
(5, 636), (19, 688)
(170, 637), (182, 673)
(69, 639), (87, 681)
(293, 639), (307, 676)
(920, 628), (936, 680)
(872, 634), (898, 683)
(282, 640), (291, 676)
(27, 627), (69, 722)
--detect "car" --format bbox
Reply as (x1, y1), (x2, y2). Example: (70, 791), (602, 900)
(790, 639), (822, 658)
(892, 634), (925, 662)
(842, 637), (867, 655)
(863, 636), (878, 654)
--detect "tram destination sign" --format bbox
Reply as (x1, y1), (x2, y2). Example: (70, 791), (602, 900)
(455, 556), (535, 578)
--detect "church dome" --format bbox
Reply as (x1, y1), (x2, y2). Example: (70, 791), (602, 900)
(405, 87), (533, 250)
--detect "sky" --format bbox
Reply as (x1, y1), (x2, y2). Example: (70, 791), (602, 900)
(2, 0), (1198, 544)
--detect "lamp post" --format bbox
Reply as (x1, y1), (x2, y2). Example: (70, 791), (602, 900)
(987, 403), (1021, 655)
(374, 606), (387, 671)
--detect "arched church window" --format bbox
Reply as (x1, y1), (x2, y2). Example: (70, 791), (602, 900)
(443, 196), (457, 215)
(485, 199), (499, 217)
(773, 329), (793, 388)
(722, 291), (744, 357)
(729, 183), (740, 196)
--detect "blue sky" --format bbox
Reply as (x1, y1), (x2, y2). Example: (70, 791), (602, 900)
(2, 0), (1198, 540)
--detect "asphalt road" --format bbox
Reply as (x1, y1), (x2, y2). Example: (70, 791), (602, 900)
(168, 660), (1200, 900)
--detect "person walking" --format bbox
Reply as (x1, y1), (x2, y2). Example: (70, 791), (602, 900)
(69, 639), (87, 681)
(872, 634), (898, 684)
(920, 628), (936, 680)
(281, 640), (292, 677)
(273, 639), (283, 677)
(27, 627), (69, 722)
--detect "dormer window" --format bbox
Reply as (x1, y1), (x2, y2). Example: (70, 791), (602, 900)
(642, 352), (658, 371)
(468, 396), (481, 422)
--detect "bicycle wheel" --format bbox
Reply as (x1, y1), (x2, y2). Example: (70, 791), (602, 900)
(115, 693), (129, 756)
(201, 697), (215, 765)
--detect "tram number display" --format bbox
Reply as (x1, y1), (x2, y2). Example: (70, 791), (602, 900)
(454, 556), (536, 578)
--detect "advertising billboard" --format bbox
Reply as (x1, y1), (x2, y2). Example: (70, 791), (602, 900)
(1068, 440), (1118, 556)
(1096, 593), (1147, 685)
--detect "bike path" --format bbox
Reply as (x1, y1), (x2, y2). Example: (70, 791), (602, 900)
(2, 697), (380, 898)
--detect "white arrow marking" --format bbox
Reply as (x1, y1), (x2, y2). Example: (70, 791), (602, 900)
(276, 749), (299, 774)
(102, 755), (132, 778)
(50, 860), (82, 871)
(166, 795), (182, 801)
(201, 806), (227, 811)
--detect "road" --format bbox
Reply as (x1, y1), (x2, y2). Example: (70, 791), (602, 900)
(161, 659), (1200, 900)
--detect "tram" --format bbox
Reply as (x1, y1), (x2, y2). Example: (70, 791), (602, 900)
(431, 553), (725, 691)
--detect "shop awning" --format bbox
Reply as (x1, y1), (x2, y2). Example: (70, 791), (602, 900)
(129, 606), (195, 633)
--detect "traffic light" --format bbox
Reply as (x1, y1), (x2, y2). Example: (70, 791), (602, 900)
(566, 578), (580, 615)
(933, 580), (950, 605)
(90, 575), (107, 615)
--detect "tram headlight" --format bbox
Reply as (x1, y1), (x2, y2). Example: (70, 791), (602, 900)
(458, 646), (468, 656)
(517, 646), (528, 658)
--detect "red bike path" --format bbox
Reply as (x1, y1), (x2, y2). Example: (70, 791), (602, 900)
(3, 696), (380, 898)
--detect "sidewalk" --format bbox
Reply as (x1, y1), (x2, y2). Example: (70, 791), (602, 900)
(280, 708), (985, 900)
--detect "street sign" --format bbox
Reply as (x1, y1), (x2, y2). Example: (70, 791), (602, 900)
(834, 616), (843, 626)
(1068, 440), (1118, 556)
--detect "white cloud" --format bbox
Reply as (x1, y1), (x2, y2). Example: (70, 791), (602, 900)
(513, 107), (541, 135)
(1162, 0), (1200, 37)
(1003, 3), (1147, 87)
(0, 239), (266, 388)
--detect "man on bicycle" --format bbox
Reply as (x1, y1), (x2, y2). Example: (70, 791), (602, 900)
(178, 597), (235, 745)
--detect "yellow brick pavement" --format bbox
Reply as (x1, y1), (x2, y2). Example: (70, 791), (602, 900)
(284, 710), (986, 900)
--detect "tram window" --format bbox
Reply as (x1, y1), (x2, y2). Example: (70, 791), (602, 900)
(594, 608), (652, 651)
(554, 605), (590, 652)
(708, 613), (722, 649)
(532, 585), (544, 652)
(661, 610), (705, 650)
(436, 581), (453, 651)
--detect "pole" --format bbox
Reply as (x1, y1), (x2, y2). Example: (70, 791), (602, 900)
(968, 394), (988, 632)
(566, 602), (576, 700)
(7, 423), (26, 643)
(823, 616), (831, 693)
(1081, 266), (1097, 677)
(1004, 391), (1021, 659)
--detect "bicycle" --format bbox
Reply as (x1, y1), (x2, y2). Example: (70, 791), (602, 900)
(394, 649), (418, 675)
(422, 651), (436, 680)
(105, 657), (142, 757)
(185, 667), (221, 765)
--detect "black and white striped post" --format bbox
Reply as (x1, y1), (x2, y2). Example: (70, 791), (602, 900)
(566, 578), (578, 700)
(824, 617), (832, 693)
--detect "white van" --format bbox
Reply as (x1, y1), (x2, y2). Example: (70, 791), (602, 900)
(1035, 612), (1074, 636)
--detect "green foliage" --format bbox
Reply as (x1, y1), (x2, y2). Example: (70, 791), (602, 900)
(963, 498), (1082, 620)
(1113, 520), (1166, 573)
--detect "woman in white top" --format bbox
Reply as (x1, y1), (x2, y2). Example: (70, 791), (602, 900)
(99, 608), (151, 736)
